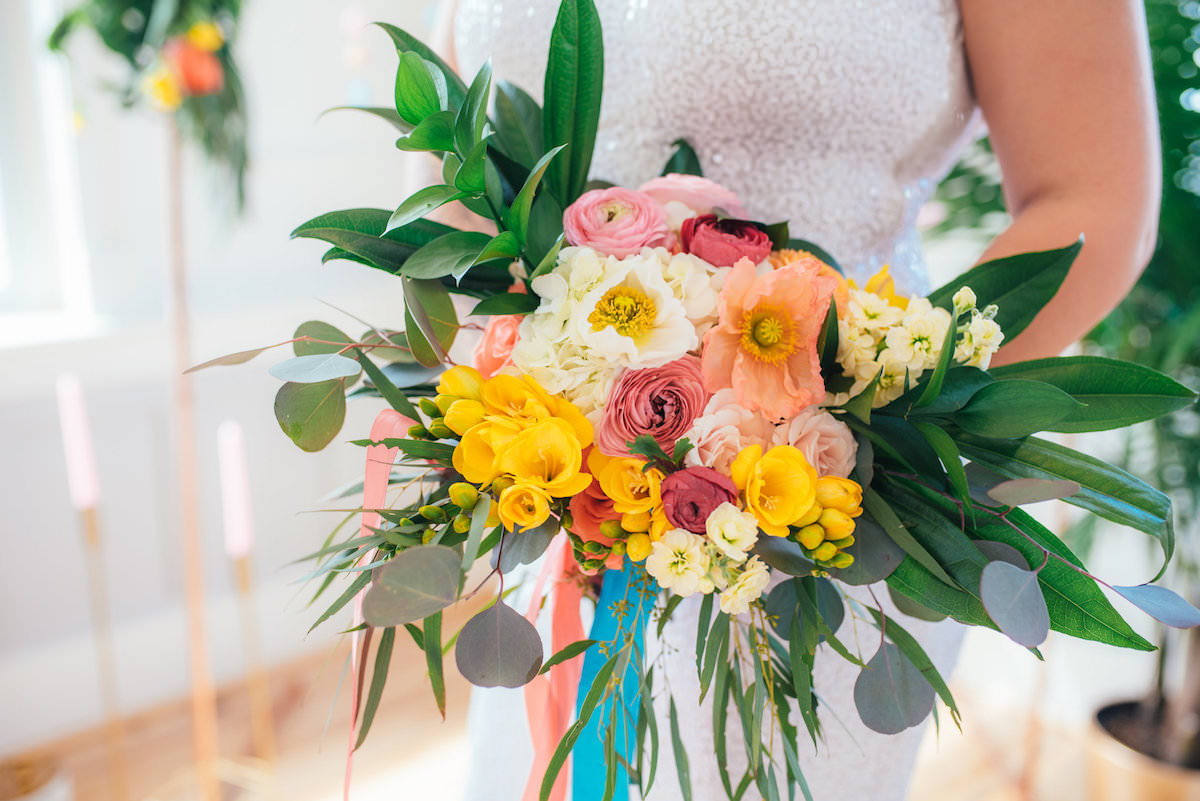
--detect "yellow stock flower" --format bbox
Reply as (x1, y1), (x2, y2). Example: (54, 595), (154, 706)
(496, 418), (592, 497)
(591, 450), (663, 515)
(497, 482), (552, 530)
(186, 21), (225, 52)
(438, 365), (483, 400)
(730, 444), (818, 537)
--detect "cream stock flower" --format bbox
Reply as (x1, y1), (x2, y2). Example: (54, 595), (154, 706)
(719, 556), (771, 614)
(644, 528), (712, 596)
(705, 502), (760, 562)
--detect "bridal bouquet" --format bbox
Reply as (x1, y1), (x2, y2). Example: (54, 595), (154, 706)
(194, 1), (1197, 799)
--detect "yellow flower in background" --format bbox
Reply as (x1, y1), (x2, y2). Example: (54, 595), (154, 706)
(186, 21), (225, 52)
(438, 365), (483, 401)
(591, 450), (664, 515)
(144, 65), (182, 111)
(848, 264), (909, 311)
(730, 444), (818, 537)
(497, 418), (592, 497)
(497, 482), (552, 530)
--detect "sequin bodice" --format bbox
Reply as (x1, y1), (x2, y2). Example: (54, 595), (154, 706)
(454, 0), (978, 294)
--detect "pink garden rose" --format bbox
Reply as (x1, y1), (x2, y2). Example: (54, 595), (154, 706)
(474, 313), (523, 379)
(639, 174), (747, 218)
(683, 389), (775, 474)
(771, 407), (858, 478)
(702, 257), (838, 420)
(563, 187), (669, 258)
(681, 215), (772, 268)
(596, 356), (708, 457)
(660, 466), (738, 534)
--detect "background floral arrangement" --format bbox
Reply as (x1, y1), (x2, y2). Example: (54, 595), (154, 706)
(192, 1), (1199, 799)
(49, 0), (249, 204)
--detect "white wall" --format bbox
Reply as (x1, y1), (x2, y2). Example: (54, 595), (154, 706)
(0, 0), (446, 752)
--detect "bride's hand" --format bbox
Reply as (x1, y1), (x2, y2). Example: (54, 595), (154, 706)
(962, 0), (1161, 364)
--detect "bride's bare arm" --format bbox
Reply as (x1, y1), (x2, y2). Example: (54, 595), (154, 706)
(961, 0), (1160, 364)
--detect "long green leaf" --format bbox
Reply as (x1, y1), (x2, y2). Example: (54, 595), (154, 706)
(355, 353), (422, 420)
(863, 488), (958, 589)
(506, 145), (566, 244)
(308, 571), (372, 634)
(402, 277), (459, 366)
(912, 421), (971, 510)
(424, 612), (447, 718)
(956, 432), (1173, 579)
(355, 626), (396, 748)
(668, 697), (693, 801)
(540, 653), (618, 801)
(400, 231), (492, 281)
(291, 208), (455, 274)
(494, 81), (544, 168)
(913, 312), (959, 408)
(927, 237), (1083, 339)
(987, 356), (1197, 432)
(542, 0), (604, 205)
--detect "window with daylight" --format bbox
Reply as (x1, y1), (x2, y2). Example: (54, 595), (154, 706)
(0, 0), (93, 335)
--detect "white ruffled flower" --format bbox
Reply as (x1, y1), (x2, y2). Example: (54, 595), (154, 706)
(660, 250), (720, 330)
(705, 502), (760, 563)
(645, 529), (713, 597)
(846, 288), (905, 334)
(964, 315), (1004, 368)
(719, 556), (771, 615)
(884, 301), (952, 374)
(952, 286), (977, 315)
(661, 200), (699, 232)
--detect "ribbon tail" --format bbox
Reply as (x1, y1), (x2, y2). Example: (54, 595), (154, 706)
(573, 561), (657, 801)
(344, 409), (413, 801)
(523, 540), (586, 801)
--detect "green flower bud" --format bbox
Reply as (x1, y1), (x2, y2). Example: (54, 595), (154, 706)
(421, 528), (436, 544)
(828, 552), (855, 569)
(419, 397), (441, 418)
(609, 541), (626, 558)
(419, 504), (447, 522)
(428, 421), (455, 439)
(599, 520), (626, 540)
(408, 424), (432, 440)
(435, 394), (456, 414)
(453, 513), (471, 534)
(581, 540), (607, 556)
(812, 542), (838, 563)
(448, 482), (479, 511)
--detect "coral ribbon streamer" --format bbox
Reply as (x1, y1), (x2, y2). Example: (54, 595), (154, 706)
(523, 536), (587, 801)
(345, 409), (413, 801)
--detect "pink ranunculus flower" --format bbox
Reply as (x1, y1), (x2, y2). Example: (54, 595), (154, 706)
(562, 187), (669, 258)
(683, 389), (775, 474)
(702, 257), (839, 420)
(474, 313), (524, 379)
(771, 407), (858, 478)
(660, 466), (738, 534)
(596, 357), (708, 457)
(639, 174), (748, 218)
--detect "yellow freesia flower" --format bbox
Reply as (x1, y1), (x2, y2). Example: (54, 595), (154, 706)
(438, 365), (483, 401)
(444, 398), (485, 435)
(591, 450), (663, 515)
(480, 374), (593, 448)
(730, 444), (818, 537)
(626, 532), (652, 562)
(813, 476), (864, 517)
(496, 418), (592, 497)
(186, 21), (225, 52)
(452, 419), (521, 485)
(497, 482), (552, 530)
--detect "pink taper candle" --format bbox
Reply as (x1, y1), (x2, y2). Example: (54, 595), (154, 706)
(56, 373), (101, 510)
(217, 420), (254, 560)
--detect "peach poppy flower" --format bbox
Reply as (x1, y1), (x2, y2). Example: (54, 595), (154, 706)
(769, 249), (849, 314)
(701, 257), (838, 420)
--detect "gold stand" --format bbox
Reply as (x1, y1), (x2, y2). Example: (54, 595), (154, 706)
(232, 556), (278, 766)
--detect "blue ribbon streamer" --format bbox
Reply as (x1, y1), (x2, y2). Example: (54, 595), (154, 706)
(572, 560), (657, 801)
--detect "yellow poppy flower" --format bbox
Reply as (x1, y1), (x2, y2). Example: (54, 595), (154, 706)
(591, 450), (664, 515)
(496, 418), (592, 497)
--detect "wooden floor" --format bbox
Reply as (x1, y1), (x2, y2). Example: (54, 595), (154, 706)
(8, 644), (1090, 801)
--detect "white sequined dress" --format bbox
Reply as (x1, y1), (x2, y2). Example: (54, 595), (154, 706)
(454, 1), (979, 799)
